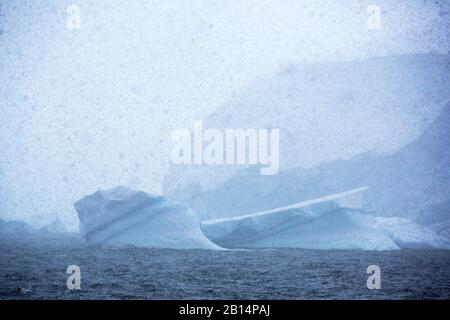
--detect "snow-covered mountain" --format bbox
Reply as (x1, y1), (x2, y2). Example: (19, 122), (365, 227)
(196, 101), (449, 218)
(163, 54), (450, 234)
(164, 102), (450, 247)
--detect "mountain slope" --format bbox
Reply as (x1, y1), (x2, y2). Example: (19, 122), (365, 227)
(163, 54), (450, 232)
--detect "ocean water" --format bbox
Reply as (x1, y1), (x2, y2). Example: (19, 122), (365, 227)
(0, 234), (449, 300)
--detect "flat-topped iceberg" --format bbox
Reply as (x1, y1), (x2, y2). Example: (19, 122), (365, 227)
(202, 188), (450, 250)
(74, 186), (220, 250)
(202, 208), (450, 250)
(359, 216), (450, 249)
(203, 208), (399, 250)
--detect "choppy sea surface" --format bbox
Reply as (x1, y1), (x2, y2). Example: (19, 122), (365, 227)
(0, 234), (449, 300)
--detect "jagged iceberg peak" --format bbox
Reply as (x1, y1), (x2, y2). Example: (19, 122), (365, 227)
(74, 186), (221, 250)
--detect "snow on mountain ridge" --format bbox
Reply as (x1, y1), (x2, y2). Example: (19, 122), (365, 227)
(163, 53), (450, 203)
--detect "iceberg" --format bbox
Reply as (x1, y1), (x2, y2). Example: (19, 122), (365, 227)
(203, 208), (399, 250)
(163, 54), (450, 224)
(360, 216), (450, 249)
(202, 188), (450, 250)
(73, 186), (449, 251)
(74, 186), (220, 250)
